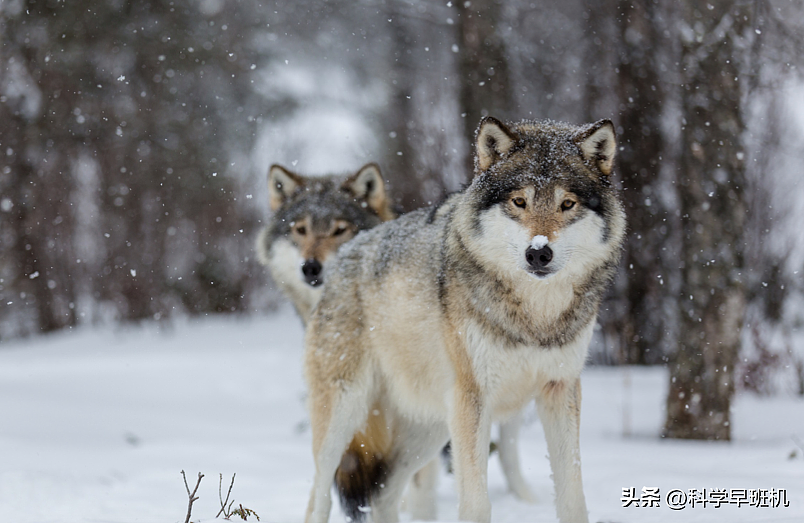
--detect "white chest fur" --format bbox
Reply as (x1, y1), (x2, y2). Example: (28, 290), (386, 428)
(463, 319), (594, 419)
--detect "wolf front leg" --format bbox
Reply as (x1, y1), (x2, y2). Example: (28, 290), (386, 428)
(498, 411), (537, 503)
(448, 377), (493, 522)
(535, 377), (589, 523)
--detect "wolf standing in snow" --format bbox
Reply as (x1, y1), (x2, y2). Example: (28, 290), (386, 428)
(255, 162), (439, 516)
(303, 117), (626, 523)
(258, 160), (536, 519)
(256, 163), (395, 323)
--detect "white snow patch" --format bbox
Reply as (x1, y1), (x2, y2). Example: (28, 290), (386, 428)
(0, 312), (803, 522)
(530, 235), (549, 250)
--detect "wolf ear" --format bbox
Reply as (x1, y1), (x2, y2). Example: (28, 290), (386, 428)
(342, 163), (394, 221)
(575, 119), (617, 176)
(476, 116), (517, 172)
(268, 164), (305, 211)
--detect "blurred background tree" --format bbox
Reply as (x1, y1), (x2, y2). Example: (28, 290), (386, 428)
(2, 0), (803, 439)
(663, 0), (750, 441)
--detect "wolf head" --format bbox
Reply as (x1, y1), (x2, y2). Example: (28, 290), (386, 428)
(259, 163), (394, 290)
(465, 117), (625, 281)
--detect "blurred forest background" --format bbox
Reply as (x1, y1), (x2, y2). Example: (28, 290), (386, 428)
(1, 0), (804, 439)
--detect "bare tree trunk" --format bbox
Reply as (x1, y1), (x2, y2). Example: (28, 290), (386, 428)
(664, 0), (750, 440)
(581, 0), (610, 122)
(2, 39), (78, 333)
(616, 0), (666, 364)
(456, 0), (512, 177)
(14, 163), (62, 333)
(384, 7), (421, 211)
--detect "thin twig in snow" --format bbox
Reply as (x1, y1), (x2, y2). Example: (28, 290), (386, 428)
(217, 473), (237, 518)
(181, 470), (203, 523)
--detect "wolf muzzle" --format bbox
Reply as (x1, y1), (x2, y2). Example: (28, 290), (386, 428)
(302, 258), (323, 287)
(525, 245), (553, 276)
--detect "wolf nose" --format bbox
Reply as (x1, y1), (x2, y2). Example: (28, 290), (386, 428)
(525, 246), (553, 269)
(302, 259), (323, 287)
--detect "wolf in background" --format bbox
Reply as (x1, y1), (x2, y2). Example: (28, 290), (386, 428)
(255, 162), (441, 517)
(256, 163), (395, 323)
(302, 117), (626, 523)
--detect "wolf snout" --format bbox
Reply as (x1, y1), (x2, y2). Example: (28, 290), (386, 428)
(302, 259), (323, 286)
(525, 245), (553, 270)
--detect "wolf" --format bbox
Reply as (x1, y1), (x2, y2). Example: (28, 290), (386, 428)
(302, 117), (626, 523)
(255, 163), (395, 323)
(257, 161), (533, 518)
(256, 162), (446, 518)
(255, 162), (440, 515)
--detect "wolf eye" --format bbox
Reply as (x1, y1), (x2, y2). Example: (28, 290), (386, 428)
(512, 197), (527, 208)
(333, 226), (348, 236)
(561, 200), (576, 211)
(295, 225), (306, 235)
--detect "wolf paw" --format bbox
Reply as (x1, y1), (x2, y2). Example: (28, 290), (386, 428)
(510, 481), (538, 504)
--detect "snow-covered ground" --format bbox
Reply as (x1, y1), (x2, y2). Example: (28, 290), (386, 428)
(1, 309), (802, 523)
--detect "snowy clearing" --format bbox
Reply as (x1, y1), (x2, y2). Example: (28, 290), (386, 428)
(1, 310), (802, 523)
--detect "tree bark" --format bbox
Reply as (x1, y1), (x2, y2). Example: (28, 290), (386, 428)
(616, 0), (666, 364)
(664, 0), (750, 441)
(456, 0), (512, 177)
(383, 8), (421, 211)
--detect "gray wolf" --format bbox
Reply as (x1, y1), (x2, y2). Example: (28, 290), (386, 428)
(303, 117), (625, 523)
(255, 162), (441, 518)
(256, 163), (395, 323)
(257, 160), (531, 518)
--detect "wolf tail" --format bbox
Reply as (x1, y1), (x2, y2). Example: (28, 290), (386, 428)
(334, 406), (391, 522)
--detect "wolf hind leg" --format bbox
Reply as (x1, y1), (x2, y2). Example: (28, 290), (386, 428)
(371, 419), (448, 523)
(305, 381), (373, 523)
(536, 378), (589, 523)
(498, 411), (537, 503)
(401, 457), (440, 521)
